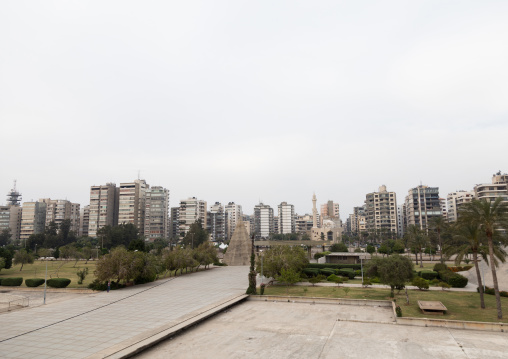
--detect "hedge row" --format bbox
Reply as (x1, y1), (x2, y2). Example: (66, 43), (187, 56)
(307, 263), (361, 270)
(432, 263), (468, 288)
(418, 270), (438, 280)
(478, 286), (508, 297)
(25, 278), (45, 287)
(303, 267), (355, 279)
(1, 277), (23, 286)
(47, 278), (71, 288)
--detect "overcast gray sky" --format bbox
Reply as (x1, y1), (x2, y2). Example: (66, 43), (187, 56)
(1, 1), (507, 218)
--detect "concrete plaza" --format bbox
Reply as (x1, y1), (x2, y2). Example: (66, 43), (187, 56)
(0, 266), (249, 359)
(137, 299), (508, 359)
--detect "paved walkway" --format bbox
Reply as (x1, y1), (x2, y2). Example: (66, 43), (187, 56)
(0, 266), (249, 359)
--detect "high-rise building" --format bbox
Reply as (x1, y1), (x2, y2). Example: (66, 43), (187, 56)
(320, 200), (340, 220)
(20, 201), (47, 243)
(225, 202), (243, 240)
(474, 173), (508, 204)
(446, 191), (474, 222)
(43, 199), (81, 232)
(295, 214), (314, 233)
(405, 185), (441, 231)
(170, 207), (180, 239)
(397, 204), (405, 237)
(278, 202), (295, 234)
(179, 197), (207, 237)
(118, 179), (148, 233)
(254, 203), (273, 239)
(273, 216), (279, 234)
(364, 185), (398, 236)
(88, 183), (119, 237)
(208, 202), (225, 242)
(80, 205), (90, 237)
(144, 186), (169, 241)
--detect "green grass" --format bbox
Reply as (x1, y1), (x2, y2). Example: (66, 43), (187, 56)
(264, 285), (508, 323)
(0, 260), (98, 289)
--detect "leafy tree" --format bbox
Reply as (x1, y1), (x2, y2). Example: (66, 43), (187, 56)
(128, 239), (146, 252)
(193, 242), (218, 269)
(458, 198), (508, 319)
(97, 223), (139, 249)
(366, 244), (376, 255)
(365, 254), (414, 297)
(182, 220), (209, 249)
(256, 245), (308, 278)
(27, 233), (45, 251)
(76, 267), (89, 284)
(378, 243), (390, 257)
(13, 249), (35, 271)
(276, 268), (300, 295)
(407, 225), (427, 267)
(0, 228), (12, 246)
(246, 237), (257, 295)
(330, 242), (348, 252)
(0, 247), (13, 269)
(0, 258), (5, 271)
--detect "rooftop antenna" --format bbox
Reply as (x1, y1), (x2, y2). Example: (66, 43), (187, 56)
(138, 170), (140, 180)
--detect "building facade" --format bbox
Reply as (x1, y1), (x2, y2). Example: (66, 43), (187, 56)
(224, 202), (242, 240)
(43, 199), (81, 232)
(208, 202), (225, 242)
(144, 186), (169, 241)
(254, 203), (273, 239)
(118, 179), (148, 233)
(474, 173), (508, 204)
(88, 183), (119, 237)
(178, 197), (207, 237)
(447, 191), (474, 222)
(404, 185), (441, 231)
(278, 202), (295, 234)
(20, 201), (47, 243)
(364, 185), (398, 236)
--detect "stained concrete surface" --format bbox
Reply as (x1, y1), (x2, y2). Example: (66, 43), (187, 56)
(136, 301), (508, 359)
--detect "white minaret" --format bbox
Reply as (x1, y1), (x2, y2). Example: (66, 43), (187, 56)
(312, 193), (317, 228)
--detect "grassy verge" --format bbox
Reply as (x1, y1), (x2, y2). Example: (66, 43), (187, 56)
(0, 260), (98, 289)
(264, 285), (508, 323)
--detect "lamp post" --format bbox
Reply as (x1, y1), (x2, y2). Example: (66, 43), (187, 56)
(43, 259), (48, 305)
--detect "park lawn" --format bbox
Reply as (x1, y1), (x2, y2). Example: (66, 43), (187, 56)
(0, 260), (98, 289)
(264, 285), (508, 323)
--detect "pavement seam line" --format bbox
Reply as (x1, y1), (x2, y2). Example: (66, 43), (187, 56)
(447, 327), (471, 359)
(317, 317), (338, 359)
(0, 276), (178, 344)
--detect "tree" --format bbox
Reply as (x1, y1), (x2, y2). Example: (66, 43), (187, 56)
(365, 254), (414, 297)
(13, 249), (35, 271)
(407, 225), (427, 267)
(128, 239), (146, 252)
(0, 228), (12, 246)
(0, 247), (13, 269)
(428, 216), (448, 264)
(458, 198), (508, 319)
(182, 220), (209, 249)
(276, 268), (300, 295)
(193, 242), (218, 269)
(330, 242), (348, 252)
(256, 245), (308, 279)
(246, 237), (257, 295)
(97, 224), (139, 249)
(366, 244), (376, 255)
(0, 258), (5, 272)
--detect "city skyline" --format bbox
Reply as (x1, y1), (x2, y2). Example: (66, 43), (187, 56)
(1, 1), (507, 218)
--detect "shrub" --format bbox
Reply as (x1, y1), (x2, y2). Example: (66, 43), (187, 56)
(362, 278), (372, 287)
(1, 277), (23, 286)
(430, 278), (440, 285)
(337, 269), (355, 279)
(327, 274), (340, 282)
(47, 278), (71, 288)
(213, 261), (227, 266)
(419, 270), (438, 280)
(355, 270), (361, 276)
(260, 283), (265, 295)
(447, 273), (468, 288)
(371, 277), (380, 283)
(25, 278), (45, 287)
(319, 268), (336, 276)
(439, 282), (451, 290)
(463, 265), (473, 271)
(500, 291), (508, 298)
(412, 277), (429, 290)
(433, 263), (447, 273)
(341, 276), (349, 282)
(395, 305), (402, 317)
(303, 268), (319, 277)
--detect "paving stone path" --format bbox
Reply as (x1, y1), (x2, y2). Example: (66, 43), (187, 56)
(0, 266), (249, 359)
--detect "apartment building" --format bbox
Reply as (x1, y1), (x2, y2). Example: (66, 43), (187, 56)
(178, 197), (207, 237)
(254, 203), (273, 239)
(20, 201), (47, 243)
(43, 199), (80, 232)
(474, 173), (508, 203)
(225, 202), (242, 240)
(278, 202), (295, 234)
(88, 183), (119, 237)
(320, 200), (340, 219)
(365, 185), (398, 235)
(144, 186), (169, 241)
(447, 191), (474, 222)
(80, 205), (90, 237)
(404, 185), (441, 231)
(118, 179), (148, 233)
(296, 214), (314, 233)
(170, 207), (180, 239)
(208, 202), (225, 242)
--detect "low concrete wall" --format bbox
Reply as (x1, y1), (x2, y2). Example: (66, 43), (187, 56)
(396, 316), (507, 332)
(249, 295), (392, 307)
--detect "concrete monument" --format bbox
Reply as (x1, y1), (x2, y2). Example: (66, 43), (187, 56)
(223, 218), (251, 266)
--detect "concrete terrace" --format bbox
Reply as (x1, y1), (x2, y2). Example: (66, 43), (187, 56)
(0, 266), (249, 359)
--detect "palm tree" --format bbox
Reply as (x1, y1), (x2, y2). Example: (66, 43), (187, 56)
(407, 225), (427, 268)
(446, 223), (506, 309)
(458, 198), (508, 319)
(428, 216), (448, 264)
